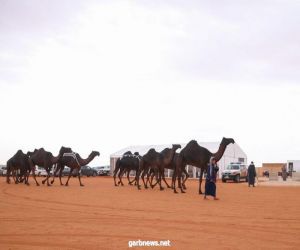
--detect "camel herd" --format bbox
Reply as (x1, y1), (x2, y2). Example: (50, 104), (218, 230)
(6, 147), (100, 187)
(113, 137), (235, 194)
(5, 137), (235, 194)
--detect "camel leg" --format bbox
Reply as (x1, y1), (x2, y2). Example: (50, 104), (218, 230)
(18, 171), (24, 183)
(150, 171), (157, 188)
(15, 170), (20, 184)
(136, 160), (145, 190)
(141, 167), (149, 189)
(151, 169), (161, 188)
(129, 171), (137, 185)
(77, 169), (84, 187)
(31, 168), (39, 186)
(6, 164), (11, 184)
(146, 168), (155, 188)
(198, 168), (204, 195)
(113, 167), (119, 186)
(118, 168), (125, 186)
(15, 169), (20, 184)
(59, 167), (64, 186)
(45, 169), (51, 186)
(30, 160), (39, 186)
(159, 168), (170, 188)
(158, 169), (164, 191)
(65, 168), (74, 186)
(135, 169), (142, 190)
(173, 157), (183, 193)
(12, 169), (19, 184)
(51, 163), (59, 184)
(127, 169), (133, 185)
(182, 168), (189, 189)
(24, 169), (30, 185)
(171, 169), (176, 192)
(162, 172), (171, 188)
(42, 169), (51, 186)
(46, 167), (52, 186)
(176, 164), (185, 193)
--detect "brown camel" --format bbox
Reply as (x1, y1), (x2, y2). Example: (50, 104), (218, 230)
(6, 150), (31, 185)
(113, 151), (132, 186)
(113, 151), (141, 187)
(136, 144), (181, 190)
(150, 152), (189, 189)
(51, 151), (100, 186)
(172, 137), (235, 194)
(28, 146), (71, 186)
(148, 144), (181, 189)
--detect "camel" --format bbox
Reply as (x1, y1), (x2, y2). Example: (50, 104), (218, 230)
(148, 144), (181, 189)
(136, 144), (181, 190)
(113, 152), (141, 186)
(28, 147), (70, 186)
(149, 152), (189, 189)
(6, 150), (31, 185)
(172, 137), (235, 194)
(113, 151), (132, 186)
(51, 151), (100, 186)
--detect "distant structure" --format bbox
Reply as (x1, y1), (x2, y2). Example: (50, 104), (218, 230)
(261, 163), (285, 176)
(110, 141), (247, 178)
(287, 160), (300, 176)
(260, 161), (300, 178)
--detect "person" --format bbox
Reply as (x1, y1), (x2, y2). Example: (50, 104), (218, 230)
(247, 161), (256, 187)
(204, 157), (219, 200)
(282, 164), (287, 181)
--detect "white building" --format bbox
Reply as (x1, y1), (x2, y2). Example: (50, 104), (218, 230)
(287, 160), (300, 173)
(110, 140), (247, 178)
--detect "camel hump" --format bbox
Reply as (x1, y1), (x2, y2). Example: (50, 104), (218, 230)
(190, 140), (197, 144)
(160, 147), (170, 154)
(60, 146), (72, 153)
(148, 148), (156, 153)
(123, 151), (132, 156)
(186, 140), (199, 147)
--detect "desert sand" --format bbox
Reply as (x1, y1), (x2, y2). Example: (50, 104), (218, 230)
(0, 176), (299, 250)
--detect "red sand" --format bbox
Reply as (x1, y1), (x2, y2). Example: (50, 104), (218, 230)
(0, 176), (299, 250)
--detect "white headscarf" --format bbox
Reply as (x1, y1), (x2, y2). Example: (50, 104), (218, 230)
(210, 157), (216, 164)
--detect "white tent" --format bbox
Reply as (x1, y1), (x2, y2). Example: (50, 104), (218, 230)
(110, 140), (247, 178)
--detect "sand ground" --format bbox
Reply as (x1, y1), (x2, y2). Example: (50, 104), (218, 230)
(0, 176), (299, 250)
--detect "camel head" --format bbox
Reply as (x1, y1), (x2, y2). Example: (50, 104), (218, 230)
(90, 151), (100, 158)
(221, 137), (235, 146)
(172, 144), (181, 151)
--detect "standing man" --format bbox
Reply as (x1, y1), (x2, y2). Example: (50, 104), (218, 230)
(282, 164), (287, 181)
(247, 161), (256, 187)
(204, 157), (219, 200)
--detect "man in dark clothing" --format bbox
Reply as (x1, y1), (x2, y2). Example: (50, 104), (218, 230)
(204, 157), (219, 200)
(247, 161), (256, 187)
(282, 164), (287, 181)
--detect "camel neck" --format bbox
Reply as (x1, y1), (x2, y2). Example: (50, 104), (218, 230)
(78, 154), (95, 166)
(213, 143), (227, 162)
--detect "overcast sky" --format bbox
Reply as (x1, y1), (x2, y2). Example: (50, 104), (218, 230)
(0, 0), (299, 167)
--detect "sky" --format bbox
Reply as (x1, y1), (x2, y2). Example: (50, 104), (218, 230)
(0, 0), (299, 167)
